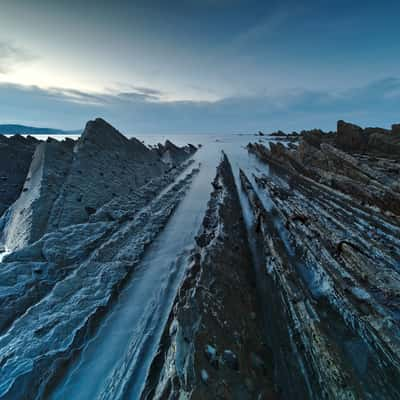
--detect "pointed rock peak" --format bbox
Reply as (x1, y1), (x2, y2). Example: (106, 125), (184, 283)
(80, 118), (128, 148)
(392, 123), (400, 135)
(164, 139), (180, 151)
(337, 120), (363, 133)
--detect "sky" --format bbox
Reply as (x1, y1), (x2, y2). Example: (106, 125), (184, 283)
(0, 0), (399, 133)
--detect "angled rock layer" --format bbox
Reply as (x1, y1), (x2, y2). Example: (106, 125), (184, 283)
(142, 154), (277, 400)
(244, 130), (400, 399)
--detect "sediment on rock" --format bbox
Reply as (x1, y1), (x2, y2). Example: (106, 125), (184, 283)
(141, 153), (277, 400)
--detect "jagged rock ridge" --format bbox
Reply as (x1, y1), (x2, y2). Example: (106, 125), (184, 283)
(142, 154), (277, 400)
(0, 119), (198, 399)
(244, 121), (400, 399)
(0, 118), (196, 251)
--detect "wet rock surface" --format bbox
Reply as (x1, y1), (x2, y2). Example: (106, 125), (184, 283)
(0, 119), (198, 399)
(142, 154), (277, 400)
(244, 121), (400, 399)
(249, 120), (400, 216)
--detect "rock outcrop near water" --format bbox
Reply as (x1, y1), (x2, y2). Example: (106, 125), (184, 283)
(0, 119), (198, 399)
(249, 120), (400, 216)
(155, 140), (197, 167)
(245, 120), (400, 399)
(142, 154), (277, 400)
(0, 119), (196, 252)
(0, 118), (399, 399)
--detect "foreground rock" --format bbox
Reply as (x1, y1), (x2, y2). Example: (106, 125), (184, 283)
(0, 118), (199, 399)
(142, 154), (277, 400)
(0, 163), (199, 400)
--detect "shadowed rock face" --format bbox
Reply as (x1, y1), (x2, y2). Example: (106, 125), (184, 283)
(0, 135), (39, 217)
(142, 154), (277, 400)
(336, 120), (366, 151)
(1, 138), (75, 250)
(332, 120), (400, 155)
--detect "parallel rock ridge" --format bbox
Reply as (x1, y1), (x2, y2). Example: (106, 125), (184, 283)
(142, 154), (276, 400)
(249, 120), (400, 216)
(1, 116), (400, 400)
(0, 119), (197, 399)
(0, 118), (196, 251)
(245, 120), (400, 399)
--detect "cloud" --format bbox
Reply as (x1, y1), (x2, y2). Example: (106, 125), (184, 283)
(231, 7), (292, 49)
(0, 41), (35, 74)
(0, 77), (399, 133)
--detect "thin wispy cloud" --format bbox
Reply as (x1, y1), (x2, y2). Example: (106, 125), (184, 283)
(231, 7), (294, 49)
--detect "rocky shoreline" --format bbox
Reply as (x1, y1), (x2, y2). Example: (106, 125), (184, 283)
(0, 119), (198, 399)
(142, 154), (277, 400)
(0, 119), (399, 399)
(244, 120), (400, 399)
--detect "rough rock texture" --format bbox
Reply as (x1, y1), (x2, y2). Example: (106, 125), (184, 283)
(337, 120), (400, 155)
(47, 118), (167, 230)
(245, 128), (400, 399)
(336, 120), (366, 151)
(0, 135), (39, 217)
(0, 118), (200, 399)
(248, 123), (400, 216)
(154, 140), (197, 167)
(1, 138), (75, 250)
(0, 119), (196, 252)
(0, 163), (199, 400)
(270, 120), (400, 156)
(142, 154), (277, 400)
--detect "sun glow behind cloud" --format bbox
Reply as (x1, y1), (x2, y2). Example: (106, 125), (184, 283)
(0, 0), (399, 130)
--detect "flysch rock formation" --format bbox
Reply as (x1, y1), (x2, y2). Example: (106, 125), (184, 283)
(1, 117), (399, 400)
(0, 135), (39, 218)
(154, 140), (198, 167)
(244, 121), (400, 399)
(248, 120), (400, 216)
(141, 154), (277, 400)
(0, 119), (198, 399)
(0, 118), (196, 252)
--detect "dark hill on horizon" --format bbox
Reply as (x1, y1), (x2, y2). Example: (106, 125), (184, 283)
(0, 124), (81, 135)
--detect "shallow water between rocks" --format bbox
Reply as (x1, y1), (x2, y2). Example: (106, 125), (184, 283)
(45, 133), (271, 399)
